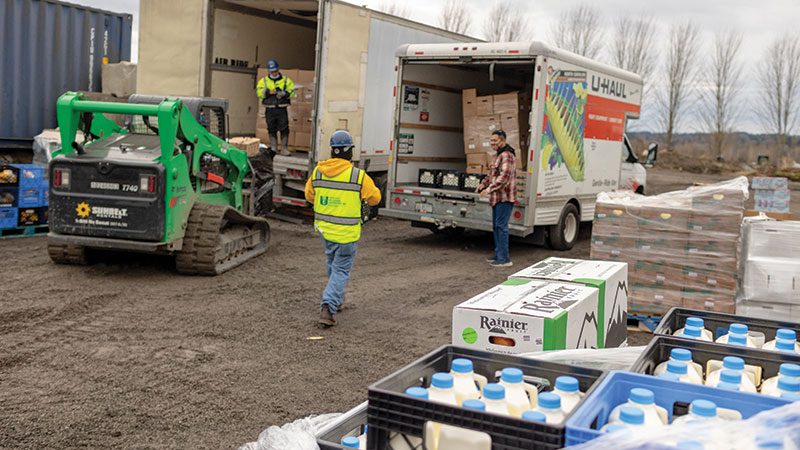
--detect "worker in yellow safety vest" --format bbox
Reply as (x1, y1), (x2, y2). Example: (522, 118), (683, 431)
(305, 130), (381, 327)
(256, 59), (295, 156)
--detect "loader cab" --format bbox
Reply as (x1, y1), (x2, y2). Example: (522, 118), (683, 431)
(127, 95), (229, 140)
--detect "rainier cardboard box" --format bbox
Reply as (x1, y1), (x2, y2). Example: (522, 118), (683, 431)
(452, 279), (602, 354)
(508, 257), (628, 348)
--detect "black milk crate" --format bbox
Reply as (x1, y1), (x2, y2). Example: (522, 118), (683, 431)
(417, 169), (442, 188)
(440, 170), (461, 190)
(654, 307), (800, 345)
(317, 403), (367, 450)
(366, 345), (605, 450)
(460, 173), (486, 192)
(630, 335), (800, 389)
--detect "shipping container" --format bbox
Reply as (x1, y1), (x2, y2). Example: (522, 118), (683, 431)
(0, 0), (133, 148)
(136, 0), (475, 207)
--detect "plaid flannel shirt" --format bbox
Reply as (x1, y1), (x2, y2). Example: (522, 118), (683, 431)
(479, 147), (517, 206)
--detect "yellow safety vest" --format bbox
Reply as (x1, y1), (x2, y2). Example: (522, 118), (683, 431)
(312, 165), (364, 244)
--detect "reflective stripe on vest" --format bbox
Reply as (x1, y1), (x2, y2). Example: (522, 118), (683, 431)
(312, 166), (364, 243)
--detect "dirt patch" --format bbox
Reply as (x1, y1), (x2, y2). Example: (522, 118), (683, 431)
(0, 168), (781, 448)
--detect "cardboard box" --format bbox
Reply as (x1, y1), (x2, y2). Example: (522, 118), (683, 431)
(462, 88), (477, 117)
(686, 235), (738, 258)
(754, 188), (791, 201)
(630, 260), (685, 291)
(637, 204), (690, 232)
(635, 231), (688, 257)
(476, 95), (494, 116)
(466, 164), (484, 175)
(493, 92), (520, 115)
(499, 112), (520, 134)
(691, 189), (745, 211)
(508, 257), (628, 348)
(687, 210), (743, 235)
(743, 256), (800, 305)
(294, 69), (315, 85)
(629, 284), (682, 316)
(754, 198), (791, 213)
(683, 267), (737, 292)
(752, 177), (789, 190)
(744, 210), (795, 220)
(452, 279), (602, 354)
(293, 131), (312, 148)
(229, 137), (261, 156)
(682, 292), (735, 314)
(594, 202), (641, 229)
(467, 153), (485, 166)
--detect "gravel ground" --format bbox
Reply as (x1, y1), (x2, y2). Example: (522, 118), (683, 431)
(0, 168), (785, 448)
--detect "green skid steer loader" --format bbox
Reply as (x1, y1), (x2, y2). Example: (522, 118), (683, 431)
(47, 92), (270, 275)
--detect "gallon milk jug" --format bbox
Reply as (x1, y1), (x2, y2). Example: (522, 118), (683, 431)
(498, 367), (537, 417)
(450, 358), (487, 405)
(716, 381), (740, 391)
(358, 425), (367, 450)
(654, 348), (703, 379)
(341, 436), (361, 448)
(710, 370), (749, 392)
(608, 387), (668, 426)
(715, 323), (757, 348)
(533, 392), (565, 424)
(521, 410), (547, 422)
(659, 372), (680, 382)
(763, 329), (800, 353)
(672, 399), (722, 425)
(674, 317), (713, 341)
(391, 387), (428, 450)
(666, 360), (703, 384)
(428, 373), (458, 405)
(431, 399), (492, 450)
(773, 339), (799, 354)
(706, 356), (758, 391)
(552, 376), (583, 414)
(600, 406), (645, 432)
(675, 325), (712, 341)
(481, 383), (511, 416)
(762, 363), (800, 396)
(762, 377), (800, 398)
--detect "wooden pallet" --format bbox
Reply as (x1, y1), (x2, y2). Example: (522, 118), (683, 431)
(0, 224), (49, 239)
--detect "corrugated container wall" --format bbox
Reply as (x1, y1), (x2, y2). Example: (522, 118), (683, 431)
(0, 0), (132, 146)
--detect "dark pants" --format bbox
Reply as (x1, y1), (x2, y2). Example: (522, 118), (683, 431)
(492, 202), (513, 263)
(265, 107), (289, 135)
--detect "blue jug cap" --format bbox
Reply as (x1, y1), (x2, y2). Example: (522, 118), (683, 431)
(404, 387), (429, 400)
(691, 399), (717, 417)
(723, 356), (745, 370)
(431, 373), (454, 389)
(620, 406), (645, 425)
(671, 348), (692, 362)
(483, 383), (505, 400)
(451, 358), (474, 373)
(462, 399), (486, 411)
(501, 367), (524, 384)
(538, 392), (561, 409)
(522, 410), (546, 422)
(555, 376), (579, 393)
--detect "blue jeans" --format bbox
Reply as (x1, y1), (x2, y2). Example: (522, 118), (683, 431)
(321, 238), (358, 314)
(492, 202), (513, 263)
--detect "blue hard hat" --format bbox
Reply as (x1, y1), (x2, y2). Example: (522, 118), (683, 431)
(330, 130), (354, 149)
(267, 59), (279, 71)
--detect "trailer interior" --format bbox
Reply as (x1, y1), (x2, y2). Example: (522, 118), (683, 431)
(395, 60), (536, 192)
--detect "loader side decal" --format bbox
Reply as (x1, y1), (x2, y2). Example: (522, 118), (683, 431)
(540, 70), (588, 183)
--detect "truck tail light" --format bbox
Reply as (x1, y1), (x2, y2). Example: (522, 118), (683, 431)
(53, 168), (69, 188)
(513, 211), (522, 220)
(140, 174), (156, 193)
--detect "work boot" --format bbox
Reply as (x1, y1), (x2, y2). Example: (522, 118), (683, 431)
(268, 134), (279, 153)
(319, 306), (336, 327)
(280, 133), (291, 156)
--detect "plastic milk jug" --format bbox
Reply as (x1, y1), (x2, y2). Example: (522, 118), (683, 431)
(482, 383), (511, 416)
(761, 363), (800, 397)
(666, 360), (703, 384)
(674, 317), (713, 341)
(608, 388), (668, 426)
(533, 392), (565, 424)
(601, 406), (646, 432)
(675, 325), (712, 342)
(706, 356), (758, 392)
(672, 400), (723, 425)
(390, 387), (428, 450)
(763, 329), (800, 353)
(552, 376), (583, 414)
(498, 368), (537, 417)
(428, 373), (458, 406)
(450, 358), (488, 405)
(654, 348), (703, 379)
(715, 323), (757, 348)
(431, 399), (492, 450)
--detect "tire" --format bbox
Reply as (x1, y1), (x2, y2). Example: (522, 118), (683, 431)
(547, 203), (580, 250)
(635, 185), (645, 195)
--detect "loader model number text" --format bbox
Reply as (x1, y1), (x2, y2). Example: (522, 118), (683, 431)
(122, 184), (139, 192)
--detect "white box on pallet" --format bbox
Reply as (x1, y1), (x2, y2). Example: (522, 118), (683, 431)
(452, 279), (600, 355)
(508, 257), (628, 348)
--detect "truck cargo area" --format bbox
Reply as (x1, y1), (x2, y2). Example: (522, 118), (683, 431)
(394, 60), (535, 191)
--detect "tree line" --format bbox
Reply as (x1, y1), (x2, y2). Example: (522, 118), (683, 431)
(379, 1), (800, 159)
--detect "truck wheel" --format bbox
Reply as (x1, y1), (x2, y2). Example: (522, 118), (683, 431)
(547, 204), (579, 250)
(48, 242), (89, 265)
(636, 185), (645, 195)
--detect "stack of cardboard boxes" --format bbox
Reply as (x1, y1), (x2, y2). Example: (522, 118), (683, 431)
(0, 164), (49, 231)
(255, 68), (315, 150)
(590, 177), (748, 316)
(451, 257), (628, 355)
(752, 176), (791, 214)
(462, 89), (528, 176)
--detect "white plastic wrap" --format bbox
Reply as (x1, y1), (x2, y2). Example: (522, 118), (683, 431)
(237, 413), (341, 450)
(568, 401), (800, 450)
(737, 216), (800, 319)
(520, 347), (645, 372)
(592, 177), (749, 316)
(32, 129), (83, 166)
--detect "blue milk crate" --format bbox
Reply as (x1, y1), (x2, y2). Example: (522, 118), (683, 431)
(18, 187), (46, 208)
(0, 208), (17, 229)
(14, 164), (46, 189)
(564, 371), (791, 446)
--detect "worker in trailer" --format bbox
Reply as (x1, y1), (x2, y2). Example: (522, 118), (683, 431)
(476, 129), (516, 268)
(305, 130), (381, 327)
(256, 59), (295, 156)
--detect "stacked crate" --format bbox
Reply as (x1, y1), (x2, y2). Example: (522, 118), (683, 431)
(752, 177), (790, 214)
(0, 164), (49, 232)
(590, 178), (747, 316)
(255, 68), (315, 150)
(461, 89), (529, 176)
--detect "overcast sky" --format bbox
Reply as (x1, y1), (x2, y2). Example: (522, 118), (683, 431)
(69, 0), (800, 133)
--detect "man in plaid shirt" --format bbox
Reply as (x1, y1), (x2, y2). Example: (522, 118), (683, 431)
(477, 130), (516, 267)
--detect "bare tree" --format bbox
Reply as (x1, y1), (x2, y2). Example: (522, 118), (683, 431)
(438, 0), (471, 35)
(611, 16), (657, 89)
(551, 3), (604, 58)
(378, 1), (410, 19)
(701, 31), (744, 160)
(656, 22), (701, 152)
(482, 1), (531, 42)
(757, 34), (800, 154)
